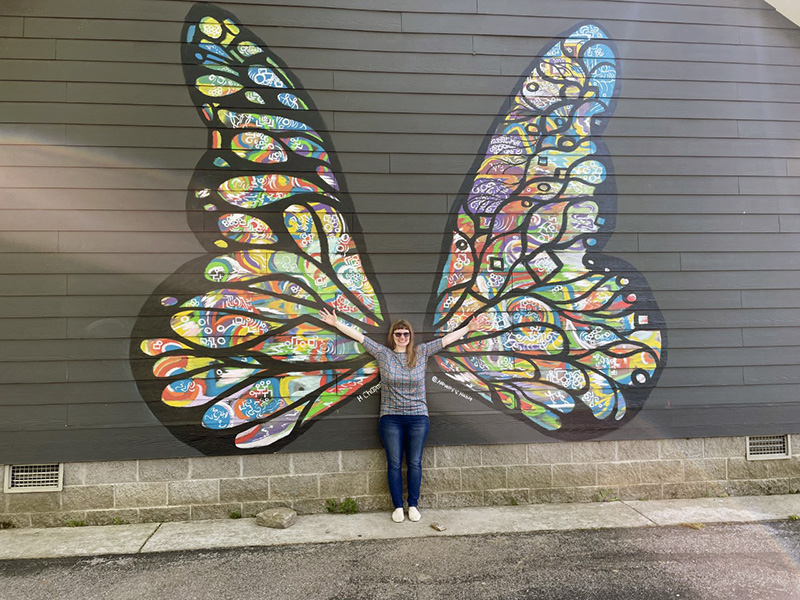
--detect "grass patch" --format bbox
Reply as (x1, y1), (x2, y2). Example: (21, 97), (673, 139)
(789, 514), (799, 521)
(594, 489), (619, 503)
(679, 522), (706, 530)
(66, 520), (86, 528)
(228, 510), (242, 519)
(325, 497), (359, 514)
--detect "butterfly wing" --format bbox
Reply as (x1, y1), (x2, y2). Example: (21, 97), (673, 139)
(131, 5), (386, 453)
(427, 24), (666, 439)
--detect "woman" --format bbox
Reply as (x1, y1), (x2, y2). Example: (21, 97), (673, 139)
(319, 308), (481, 523)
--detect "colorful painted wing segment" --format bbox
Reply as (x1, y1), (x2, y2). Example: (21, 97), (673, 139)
(427, 24), (666, 439)
(131, 5), (386, 454)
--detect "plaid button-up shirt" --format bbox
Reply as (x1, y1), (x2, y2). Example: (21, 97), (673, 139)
(361, 336), (444, 416)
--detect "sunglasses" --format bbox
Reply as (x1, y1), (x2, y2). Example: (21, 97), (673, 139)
(392, 331), (410, 338)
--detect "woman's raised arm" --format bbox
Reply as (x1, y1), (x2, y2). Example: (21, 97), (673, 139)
(319, 307), (365, 344)
(440, 316), (485, 347)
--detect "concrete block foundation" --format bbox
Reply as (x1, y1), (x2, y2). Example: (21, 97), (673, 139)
(2, 436), (800, 528)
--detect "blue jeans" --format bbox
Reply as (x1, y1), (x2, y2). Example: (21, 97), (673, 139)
(378, 415), (430, 509)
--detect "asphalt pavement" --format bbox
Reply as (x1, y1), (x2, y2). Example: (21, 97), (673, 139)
(2, 520), (800, 599)
(1, 493), (799, 560)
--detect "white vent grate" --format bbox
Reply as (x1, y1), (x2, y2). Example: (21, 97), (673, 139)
(3, 464), (63, 493)
(746, 435), (791, 461)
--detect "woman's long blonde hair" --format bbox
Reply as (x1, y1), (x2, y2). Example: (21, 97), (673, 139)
(387, 319), (418, 367)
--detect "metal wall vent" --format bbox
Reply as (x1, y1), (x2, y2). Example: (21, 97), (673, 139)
(746, 435), (791, 461)
(3, 464), (63, 493)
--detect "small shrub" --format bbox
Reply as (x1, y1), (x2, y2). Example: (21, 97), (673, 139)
(66, 520), (86, 528)
(228, 510), (242, 519)
(325, 498), (359, 514)
(339, 497), (358, 514)
(594, 489), (619, 503)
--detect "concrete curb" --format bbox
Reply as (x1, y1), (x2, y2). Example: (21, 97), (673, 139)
(1, 494), (799, 561)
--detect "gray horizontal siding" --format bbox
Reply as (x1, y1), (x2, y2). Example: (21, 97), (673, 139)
(0, 192), (797, 216)
(0, 210), (788, 233)
(0, 0), (789, 29)
(2, 103), (799, 132)
(1, 0), (799, 462)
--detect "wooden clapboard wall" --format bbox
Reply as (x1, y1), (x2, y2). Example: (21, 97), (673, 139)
(0, 0), (799, 462)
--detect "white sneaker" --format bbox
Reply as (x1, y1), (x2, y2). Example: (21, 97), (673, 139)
(391, 507), (404, 523)
(408, 506), (421, 522)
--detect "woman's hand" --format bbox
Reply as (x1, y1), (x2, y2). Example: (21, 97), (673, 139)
(319, 307), (338, 327)
(467, 314), (489, 332)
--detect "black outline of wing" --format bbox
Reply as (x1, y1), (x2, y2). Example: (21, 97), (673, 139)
(130, 3), (388, 455)
(425, 22), (668, 441)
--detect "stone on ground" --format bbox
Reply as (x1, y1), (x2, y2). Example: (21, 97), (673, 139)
(256, 507), (297, 529)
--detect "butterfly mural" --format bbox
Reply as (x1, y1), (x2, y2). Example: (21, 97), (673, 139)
(130, 4), (666, 454)
(426, 26), (666, 439)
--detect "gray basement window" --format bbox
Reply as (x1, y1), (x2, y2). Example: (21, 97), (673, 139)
(3, 464), (63, 493)
(746, 435), (791, 461)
